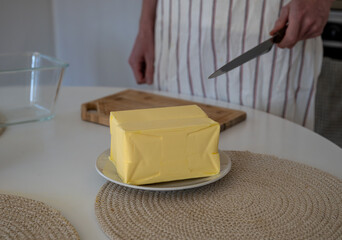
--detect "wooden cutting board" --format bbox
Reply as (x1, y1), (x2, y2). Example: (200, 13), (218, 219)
(81, 89), (246, 131)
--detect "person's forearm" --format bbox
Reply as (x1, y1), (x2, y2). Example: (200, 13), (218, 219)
(139, 0), (158, 32)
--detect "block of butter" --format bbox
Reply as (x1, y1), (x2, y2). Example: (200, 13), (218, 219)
(109, 105), (220, 185)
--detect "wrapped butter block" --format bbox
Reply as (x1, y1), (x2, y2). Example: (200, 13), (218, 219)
(109, 105), (220, 185)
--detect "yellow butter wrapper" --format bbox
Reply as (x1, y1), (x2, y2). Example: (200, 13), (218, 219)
(109, 105), (220, 185)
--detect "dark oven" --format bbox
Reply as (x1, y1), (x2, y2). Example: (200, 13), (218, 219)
(322, 9), (342, 59)
(315, 8), (342, 148)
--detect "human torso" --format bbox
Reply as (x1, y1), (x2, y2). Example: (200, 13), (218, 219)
(154, 0), (322, 129)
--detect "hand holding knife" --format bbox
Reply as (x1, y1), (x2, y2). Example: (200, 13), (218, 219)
(208, 25), (288, 79)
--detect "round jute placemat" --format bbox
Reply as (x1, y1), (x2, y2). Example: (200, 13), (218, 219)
(95, 151), (342, 240)
(0, 194), (80, 240)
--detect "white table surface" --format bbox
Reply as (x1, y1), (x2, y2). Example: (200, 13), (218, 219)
(0, 86), (341, 240)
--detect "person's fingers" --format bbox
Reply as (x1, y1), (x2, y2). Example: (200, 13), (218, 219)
(275, 0), (332, 48)
(299, 17), (316, 40)
(145, 53), (154, 85)
(129, 56), (146, 84)
(301, 19), (324, 40)
(278, 7), (304, 48)
(145, 64), (154, 85)
(128, 31), (155, 85)
(270, 5), (289, 35)
(277, 16), (302, 48)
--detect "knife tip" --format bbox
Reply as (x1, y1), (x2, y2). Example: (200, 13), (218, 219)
(208, 72), (223, 79)
(208, 71), (222, 79)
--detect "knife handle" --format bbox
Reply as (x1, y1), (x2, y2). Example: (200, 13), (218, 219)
(272, 25), (288, 44)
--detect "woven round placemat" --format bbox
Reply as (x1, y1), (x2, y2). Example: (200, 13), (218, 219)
(0, 194), (80, 240)
(95, 151), (342, 240)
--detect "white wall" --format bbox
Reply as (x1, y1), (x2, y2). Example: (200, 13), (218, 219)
(0, 0), (55, 56)
(52, 0), (149, 88)
(0, 0), (150, 89)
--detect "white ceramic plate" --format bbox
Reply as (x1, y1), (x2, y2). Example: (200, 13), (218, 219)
(96, 149), (231, 191)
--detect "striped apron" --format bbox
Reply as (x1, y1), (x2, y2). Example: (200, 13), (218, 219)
(154, 0), (323, 130)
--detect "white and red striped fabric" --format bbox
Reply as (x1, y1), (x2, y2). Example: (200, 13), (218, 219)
(153, 0), (323, 130)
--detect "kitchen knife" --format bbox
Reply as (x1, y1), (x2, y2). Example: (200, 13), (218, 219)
(208, 26), (287, 79)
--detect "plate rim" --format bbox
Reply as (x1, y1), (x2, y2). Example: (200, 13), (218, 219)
(95, 149), (231, 191)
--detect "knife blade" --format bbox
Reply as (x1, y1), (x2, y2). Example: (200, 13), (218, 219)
(208, 26), (287, 79)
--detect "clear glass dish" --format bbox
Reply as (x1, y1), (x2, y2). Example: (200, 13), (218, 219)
(0, 52), (69, 127)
